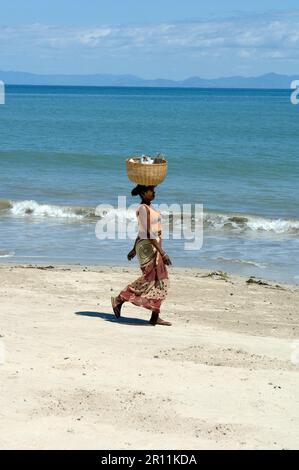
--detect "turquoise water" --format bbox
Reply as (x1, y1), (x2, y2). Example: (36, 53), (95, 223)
(0, 85), (298, 283)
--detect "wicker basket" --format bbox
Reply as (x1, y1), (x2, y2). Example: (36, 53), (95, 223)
(126, 157), (168, 185)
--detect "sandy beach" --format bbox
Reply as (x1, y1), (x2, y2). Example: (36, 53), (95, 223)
(0, 263), (298, 450)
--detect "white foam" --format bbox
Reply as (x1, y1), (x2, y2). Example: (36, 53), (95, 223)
(0, 251), (15, 258)
(202, 212), (299, 235)
(5, 200), (299, 235)
(216, 256), (266, 268)
(10, 200), (84, 219)
(246, 217), (299, 234)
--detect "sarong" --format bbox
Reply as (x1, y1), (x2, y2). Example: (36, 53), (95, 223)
(118, 236), (169, 312)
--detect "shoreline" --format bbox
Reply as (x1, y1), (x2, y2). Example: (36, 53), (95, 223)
(1, 260), (298, 289)
(1, 196), (299, 287)
(1, 263), (299, 449)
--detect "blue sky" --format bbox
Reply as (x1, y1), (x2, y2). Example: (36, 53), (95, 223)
(1, 0), (299, 78)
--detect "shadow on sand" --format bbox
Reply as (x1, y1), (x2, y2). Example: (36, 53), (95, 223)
(75, 311), (151, 326)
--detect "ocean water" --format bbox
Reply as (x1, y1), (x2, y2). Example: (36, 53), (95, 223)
(0, 85), (298, 284)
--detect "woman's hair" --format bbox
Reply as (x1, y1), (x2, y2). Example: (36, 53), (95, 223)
(131, 184), (154, 197)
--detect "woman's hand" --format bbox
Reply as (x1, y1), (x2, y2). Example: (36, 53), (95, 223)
(161, 252), (172, 265)
(127, 248), (136, 261)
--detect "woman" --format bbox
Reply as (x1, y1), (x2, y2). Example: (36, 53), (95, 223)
(111, 184), (172, 326)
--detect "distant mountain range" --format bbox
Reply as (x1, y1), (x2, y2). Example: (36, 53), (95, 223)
(0, 71), (298, 88)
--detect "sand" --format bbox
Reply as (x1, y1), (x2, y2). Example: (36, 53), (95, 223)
(0, 263), (298, 450)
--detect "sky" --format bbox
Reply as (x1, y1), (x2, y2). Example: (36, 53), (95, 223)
(1, 0), (299, 79)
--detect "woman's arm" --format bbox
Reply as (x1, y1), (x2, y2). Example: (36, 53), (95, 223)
(133, 235), (140, 250)
(143, 206), (171, 265)
(127, 235), (139, 260)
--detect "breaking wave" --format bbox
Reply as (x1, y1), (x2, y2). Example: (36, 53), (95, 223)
(202, 212), (299, 235)
(0, 199), (298, 235)
(0, 250), (15, 258)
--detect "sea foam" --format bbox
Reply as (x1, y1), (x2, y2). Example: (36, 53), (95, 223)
(1, 199), (299, 235)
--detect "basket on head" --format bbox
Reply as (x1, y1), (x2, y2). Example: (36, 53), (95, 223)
(126, 156), (168, 185)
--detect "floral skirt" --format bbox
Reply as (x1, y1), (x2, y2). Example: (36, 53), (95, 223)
(118, 238), (169, 312)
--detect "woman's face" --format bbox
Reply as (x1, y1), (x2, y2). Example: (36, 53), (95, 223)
(142, 186), (156, 202)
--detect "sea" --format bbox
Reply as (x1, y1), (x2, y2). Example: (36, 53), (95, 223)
(0, 85), (298, 284)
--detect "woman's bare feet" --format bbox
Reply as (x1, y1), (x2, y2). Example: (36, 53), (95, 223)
(149, 311), (172, 326)
(155, 317), (172, 326)
(111, 296), (123, 319)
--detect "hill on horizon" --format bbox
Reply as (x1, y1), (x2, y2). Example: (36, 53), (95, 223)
(0, 71), (298, 89)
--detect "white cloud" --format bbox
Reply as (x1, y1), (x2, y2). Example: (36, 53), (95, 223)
(1, 11), (299, 62)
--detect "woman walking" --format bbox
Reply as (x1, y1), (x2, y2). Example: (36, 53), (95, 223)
(111, 184), (172, 326)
